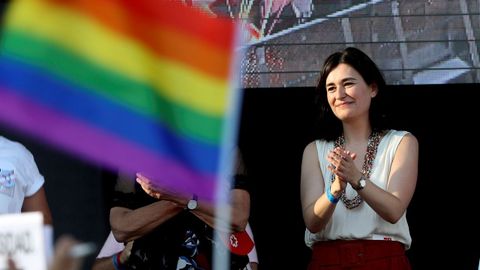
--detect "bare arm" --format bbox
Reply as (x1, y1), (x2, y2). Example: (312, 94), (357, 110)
(136, 174), (251, 232)
(301, 142), (342, 233)
(21, 186), (53, 225)
(190, 188), (250, 232)
(358, 134), (418, 223)
(110, 200), (183, 242)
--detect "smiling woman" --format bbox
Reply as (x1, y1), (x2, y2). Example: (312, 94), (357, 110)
(300, 47), (418, 270)
(325, 63), (377, 122)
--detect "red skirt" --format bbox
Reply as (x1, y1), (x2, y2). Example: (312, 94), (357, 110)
(308, 240), (411, 270)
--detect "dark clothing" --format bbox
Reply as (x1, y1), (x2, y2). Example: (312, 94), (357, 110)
(113, 177), (249, 270)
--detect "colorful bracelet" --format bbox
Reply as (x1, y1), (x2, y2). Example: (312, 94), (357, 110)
(326, 186), (339, 204)
(112, 252), (123, 270)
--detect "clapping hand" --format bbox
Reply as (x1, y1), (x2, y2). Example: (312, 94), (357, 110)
(327, 147), (360, 188)
(136, 173), (185, 204)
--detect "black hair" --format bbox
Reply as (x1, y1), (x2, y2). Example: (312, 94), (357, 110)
(314, 47), (389, 141)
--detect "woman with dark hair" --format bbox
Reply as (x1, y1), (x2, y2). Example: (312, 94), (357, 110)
(301, 47), (418, 269)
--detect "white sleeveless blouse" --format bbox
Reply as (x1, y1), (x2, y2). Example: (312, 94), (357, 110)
(305, 130), (412, 249)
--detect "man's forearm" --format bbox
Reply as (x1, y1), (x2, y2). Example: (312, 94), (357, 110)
(110, 200), (182, 242)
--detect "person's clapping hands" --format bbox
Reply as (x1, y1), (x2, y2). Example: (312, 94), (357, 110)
(327, 147), (361, 188)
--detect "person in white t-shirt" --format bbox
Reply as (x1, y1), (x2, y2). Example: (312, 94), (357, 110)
(0, 136), (54, 260)
(0, 136), (52, 219)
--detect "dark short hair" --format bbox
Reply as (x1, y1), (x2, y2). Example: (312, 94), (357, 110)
(314, 47), (388, 141)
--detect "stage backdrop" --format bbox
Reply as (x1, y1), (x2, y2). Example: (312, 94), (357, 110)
(194, 0), (480, 87)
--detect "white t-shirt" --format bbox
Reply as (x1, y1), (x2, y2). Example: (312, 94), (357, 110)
(0, 136), (45, 214)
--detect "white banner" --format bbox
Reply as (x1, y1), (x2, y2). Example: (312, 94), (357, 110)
(0, 212), (46, 270)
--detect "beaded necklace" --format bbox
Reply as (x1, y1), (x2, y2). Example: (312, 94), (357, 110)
(331, 130), (384, 209)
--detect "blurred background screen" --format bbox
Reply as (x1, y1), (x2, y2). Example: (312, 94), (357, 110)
(194, 0), (480, 88)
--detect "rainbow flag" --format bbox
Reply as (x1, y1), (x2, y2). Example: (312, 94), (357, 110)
(0, 0), (241, 201)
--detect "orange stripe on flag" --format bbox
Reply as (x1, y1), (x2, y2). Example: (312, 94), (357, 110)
(45, 0), (233, 79)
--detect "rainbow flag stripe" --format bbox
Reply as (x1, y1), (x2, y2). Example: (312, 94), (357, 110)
(0, 0), (240, 200)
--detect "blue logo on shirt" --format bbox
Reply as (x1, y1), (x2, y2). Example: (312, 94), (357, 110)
(0, 168), (15, 197)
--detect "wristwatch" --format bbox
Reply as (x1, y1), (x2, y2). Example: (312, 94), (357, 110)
(187, 194), (198, 211)
(352, 175), (367, 191)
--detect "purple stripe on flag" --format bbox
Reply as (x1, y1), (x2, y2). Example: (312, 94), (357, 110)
(0, 87), (217, 200)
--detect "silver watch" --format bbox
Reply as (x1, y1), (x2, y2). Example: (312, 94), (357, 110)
(352, 175), (366, 191)
(187, 194), (198, 211)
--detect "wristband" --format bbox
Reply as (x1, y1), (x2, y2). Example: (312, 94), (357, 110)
(326, 186), (339, 204)
(112, 252), (124, 270)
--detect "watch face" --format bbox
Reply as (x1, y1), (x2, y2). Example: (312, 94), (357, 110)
(353, 176), (366, 190)
(360, 179), (366, 188)
(187, 199), (198, 210)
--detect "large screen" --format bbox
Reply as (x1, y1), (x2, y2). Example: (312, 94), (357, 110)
(2, 0), (478, 88)
(194, 0), (480, 88)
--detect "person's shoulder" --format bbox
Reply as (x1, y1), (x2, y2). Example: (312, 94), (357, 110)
(303, 139), (328, 159)
(305, 138), (331, 150)
(401, 132), (418, 148)
(305, 138), (329, 148)
(0, 136), (33, 156)
(303, 140), (318, 153)
(387, 129), (417, 139)
(0, 136), (21, 147)
(386, 129), (418, 148)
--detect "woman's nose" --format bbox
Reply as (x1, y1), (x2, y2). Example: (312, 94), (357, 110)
(335, 86), (346, 99)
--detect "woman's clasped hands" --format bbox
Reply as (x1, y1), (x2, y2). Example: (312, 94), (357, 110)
(327, 147), (362, 191)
